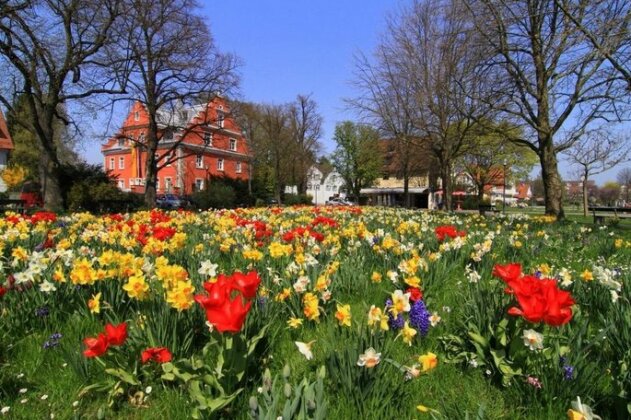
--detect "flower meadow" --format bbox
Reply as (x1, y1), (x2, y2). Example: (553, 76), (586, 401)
(0, 207), (629, 419)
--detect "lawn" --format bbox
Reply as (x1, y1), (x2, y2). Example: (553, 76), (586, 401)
(0, 207), (629, 419)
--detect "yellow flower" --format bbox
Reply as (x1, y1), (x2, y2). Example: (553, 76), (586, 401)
(335, 303), (352, 327)
(581, 270), (593, 282)
(416, 404), (430, 413)
(418, 352), (438, 372)
(538, 263), (551, 276)
(389, 290), (411, 317)
(275, 287), (292, 302)
(88, 292), (101, 314)
(287, 317), (303, 329)
(52, 266), (66, 283)
(165, 281), (195, 311)
(302, 292), (320, 321)
(269, 241), (292, 258)
(69, 258), (97, 285)
(242, 248), (263, 261)
(123, 274), (150, 300)
(401, 322), (417, 346)
(371, 272), (382, 283)
(404, 276), (421, 288)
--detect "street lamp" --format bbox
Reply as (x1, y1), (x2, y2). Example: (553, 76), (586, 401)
(503, 159), (507, 214)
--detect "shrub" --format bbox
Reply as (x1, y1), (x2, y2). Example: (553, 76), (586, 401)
(283, 193), (313, 205)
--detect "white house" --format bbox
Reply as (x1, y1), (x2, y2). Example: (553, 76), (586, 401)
(0, 110), (14, 192)
(285, 165), (346, 205)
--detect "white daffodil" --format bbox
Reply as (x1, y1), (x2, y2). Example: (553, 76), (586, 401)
(198, 260), (218, 277)
(357, 347), (381, 368)
(522, 329), (544, 351)
(295, 341), (316, 360)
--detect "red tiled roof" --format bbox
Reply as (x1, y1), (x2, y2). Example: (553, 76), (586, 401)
(516, 183), (531, 199)
(0, 109), (14, 150)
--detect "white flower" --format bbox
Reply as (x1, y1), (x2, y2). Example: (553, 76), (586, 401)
(39, 281), (57, 294)
(72, 401), (79, 408)
(357, 347), (381, 368)
(145, 386), (152, 394)
(40, 394), (48, 400)
(320, 290), (332, 302)
(16, 373), (24, 379)
(522, 329), (544, 351)
(610, 290), (620, 303)
(469, 358), (478, 368)
(429, 312), (441, 327)
(295, 341), (315, 360)
(18, 388), (27, 394)
(20, 399), (27, 404)
(292, 276), (309, 294)
(198, 260), (218, 277)
(386, 270), (399, 283)
(1, 407), (10, 415)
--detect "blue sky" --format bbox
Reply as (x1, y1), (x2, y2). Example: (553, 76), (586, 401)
(81, 0), (628, 185)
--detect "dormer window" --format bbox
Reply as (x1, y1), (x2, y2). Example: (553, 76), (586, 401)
(229, 138), (237, 151)
(217, 111), (224, 128)
(163, 130), (173, 141)
(118, 138), (125, 147)
(134, 111), (139, 121)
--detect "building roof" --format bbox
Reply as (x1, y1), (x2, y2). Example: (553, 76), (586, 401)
(516, 183), (531, 199)
(0, 109), (14, 150)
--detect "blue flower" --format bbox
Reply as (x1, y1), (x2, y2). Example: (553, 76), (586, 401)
(35, 306), (49, 317)
(409, 300), (430, 336)
(563, 365), (575, 380)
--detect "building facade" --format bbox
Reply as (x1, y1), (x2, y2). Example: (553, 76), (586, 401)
(0, 110), (14, 192)
(102, 97), (249, 196)
(285, 166), (346, 205)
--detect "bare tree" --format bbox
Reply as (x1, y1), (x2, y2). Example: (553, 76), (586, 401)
(0, 0), (126, 209)
(564, 129), (629, 215)
(353, 0), (497, 211)
(617, 167), (631, 203)
(256, 103), (292, 204)
(287, 94), (322, 194)
(465, 0), (631, 218)
(554, 0), (631, 89)
(117, 0), (239, 207)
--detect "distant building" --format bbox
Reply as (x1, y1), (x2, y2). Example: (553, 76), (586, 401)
(361, 139), (434, 208)
(0, 110), (15, 192)
(102, 97), (249, 196)
(285, 165), (346, 204)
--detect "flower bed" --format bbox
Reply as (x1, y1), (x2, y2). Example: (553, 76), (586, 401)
(0, 208), (629, 418)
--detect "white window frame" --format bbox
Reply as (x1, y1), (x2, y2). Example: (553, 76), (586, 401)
(203, 132), (213, 146)
(217, 112), (224, 128)
(118, 156), (125, 169)
(195, 178), (204, 191)
(229, 138), (237, 151)
(109, 157), (115, 170)
(118, 179), (125, 189)
(156, 178), (160, 191)
(196, 154), (204, 169)
(217, 158), (224, 171)
(236, 161), (242, 173)
(165, 177), (173, 192)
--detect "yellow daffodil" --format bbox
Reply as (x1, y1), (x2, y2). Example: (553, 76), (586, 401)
(123, 274), (150, 300)
(401, 321), (417, 346)
(287, 317), (303, 329)
(335, 303), (352, 327)
(418, 352), (438, 372)
(88, 292), (101, 314)
(581, 270), (593, 282)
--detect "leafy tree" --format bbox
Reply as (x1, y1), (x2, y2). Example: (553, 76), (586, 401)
(616, 167), (631, 203)
(331, 121), (382, 203)
(599, 181), (621, 206)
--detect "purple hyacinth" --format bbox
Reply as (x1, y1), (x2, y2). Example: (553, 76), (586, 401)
(409, 299), (431, 336)
(385, 298), (404, 330)
(563, 365), (575, 380)
(35, 306), (49, 317)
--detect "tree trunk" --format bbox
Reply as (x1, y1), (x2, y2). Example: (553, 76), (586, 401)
(403, 175), (410, 208)
(143, 120), (160, 208)
(39, 152), (64, 211)
(540, 143), (565, 219)
(582, 172), (589, 217)
(477, 184), (485, 215)
(440, 162), (452, 211)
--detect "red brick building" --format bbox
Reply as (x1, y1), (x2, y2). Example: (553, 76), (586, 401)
(102, 96), (249, 195)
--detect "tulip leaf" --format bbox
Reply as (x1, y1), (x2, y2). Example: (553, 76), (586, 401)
(105, 368), (139, 386)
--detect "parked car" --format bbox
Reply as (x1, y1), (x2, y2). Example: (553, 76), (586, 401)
(325, 197), (354, 206)
(156, 194), (184, 209)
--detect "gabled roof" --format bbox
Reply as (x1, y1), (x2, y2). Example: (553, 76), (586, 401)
(0, 109), (14, 150)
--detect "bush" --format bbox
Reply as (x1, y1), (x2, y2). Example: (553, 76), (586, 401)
(67, 181), (142, 213)
(283, 193), (313, 205)
(193, 183), (236, 209)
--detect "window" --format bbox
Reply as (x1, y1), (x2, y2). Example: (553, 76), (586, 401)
(195, 178), (204, 191)
(118, 138), (125, 147)
(217, 111), (224, 128)
(229, 138), (237, 151)
(165, 177), (173, 192)
(118, 157), (125, 169)
(203, 132), (212, 146)
(163, 130), (173, 141)
(166, 151), (173, 166)
(109, 157), (115, 170)
(156, 178), (160, 190)
(134, 111), (139, 121)
(236, 161), (242, 173)
(307, 183), (312, 190)
(196, 155), (204, 168)
(217, 158), (224, 171)
(118, 179), (125, 189)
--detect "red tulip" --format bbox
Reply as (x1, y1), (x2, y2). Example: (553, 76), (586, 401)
(0, 285), (7, 298)
(405, 287), (423, 302)
(141, 347), (172, 364)
(195, 275), (231, 308)
(232, 271), (261, 299)
(492, 263), (522, 284)
(204, 295), (252, 333)
(105, 322), (128, 346)
(435, 225), (466, 242)
(83, 333), (110, 358)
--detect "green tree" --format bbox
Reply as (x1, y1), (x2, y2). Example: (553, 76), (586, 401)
(331, 122), (382, 203)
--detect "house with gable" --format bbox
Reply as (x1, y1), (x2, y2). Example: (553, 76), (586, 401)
(102, 96), (249, 195)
